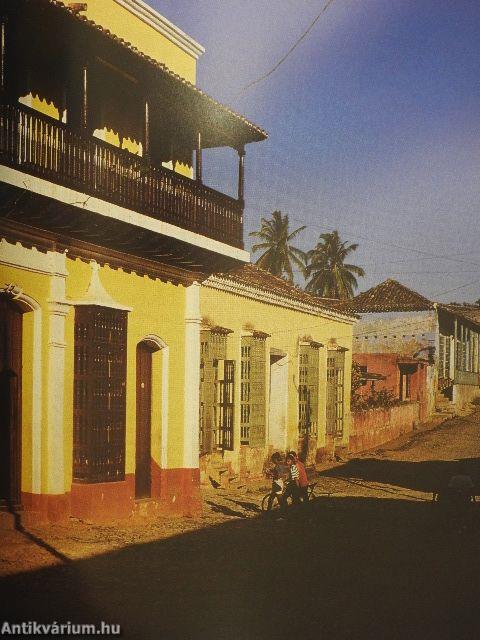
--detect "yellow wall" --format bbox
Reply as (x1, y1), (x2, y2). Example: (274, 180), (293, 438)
(0, 265), (51, 494)
(201, 285), (354, 459)
(64, 258), (187, 484)
(0, 254), (188, 496)
(57, 0), (197, 83)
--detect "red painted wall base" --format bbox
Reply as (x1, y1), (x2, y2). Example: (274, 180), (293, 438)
(20, 466), (202, 523)
(21, 492), (71, 523)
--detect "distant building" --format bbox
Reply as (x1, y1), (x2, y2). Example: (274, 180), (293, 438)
(337, 279), (480, 423)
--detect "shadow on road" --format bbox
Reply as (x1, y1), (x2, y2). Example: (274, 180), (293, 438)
(319, 457), (480, 494)
(2, 489), (480, 640)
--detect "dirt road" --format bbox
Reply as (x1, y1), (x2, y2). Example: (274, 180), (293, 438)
(1, 411), (479, 639)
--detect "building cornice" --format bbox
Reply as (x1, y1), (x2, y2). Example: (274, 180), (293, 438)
(113, 0), (205, 60)
(204, 275), (357, 325)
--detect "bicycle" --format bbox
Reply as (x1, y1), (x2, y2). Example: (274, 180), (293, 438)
(261, 481), (318, 513)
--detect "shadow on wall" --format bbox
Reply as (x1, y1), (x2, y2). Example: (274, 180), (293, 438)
(2, 485), (480, 639)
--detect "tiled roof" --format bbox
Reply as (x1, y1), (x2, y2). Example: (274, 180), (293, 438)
(336, 279), (434, 313)
(212, 264), (357, 318)
(37, 0), (267, 142)
(438, 303), (480, 327)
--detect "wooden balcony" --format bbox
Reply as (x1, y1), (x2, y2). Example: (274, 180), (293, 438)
(0, 103), (244, 249)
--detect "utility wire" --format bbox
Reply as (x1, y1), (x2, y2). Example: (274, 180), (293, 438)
(285, 213), (480, 270)
(236, 0), (335, 95)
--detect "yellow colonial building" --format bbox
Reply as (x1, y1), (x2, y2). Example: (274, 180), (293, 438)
(0, 0), (266, 521)
(0, 0), (355, 523)
(199, 265), (355, 482)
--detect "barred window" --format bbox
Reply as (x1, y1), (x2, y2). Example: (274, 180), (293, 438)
(73, 306), (127, 483)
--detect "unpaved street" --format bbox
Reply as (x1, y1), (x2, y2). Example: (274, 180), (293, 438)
(1, 410), (480, 640)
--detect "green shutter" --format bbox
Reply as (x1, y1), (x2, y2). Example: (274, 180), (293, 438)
(298, 343), (319, 436)
(326, 349), (345, 437)
(240, 335), (267, 447)
(200, 330), (227, 453)
(249, 336), (267, 448)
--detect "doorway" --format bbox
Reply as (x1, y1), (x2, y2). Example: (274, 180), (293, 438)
(268, 350), (288, 450)
(135, 341), (159, 499)
(0, 296), (23, 508)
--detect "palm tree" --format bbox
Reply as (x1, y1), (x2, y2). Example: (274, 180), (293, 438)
(249, 211), (306, 282)
(305, 230), (365, 299)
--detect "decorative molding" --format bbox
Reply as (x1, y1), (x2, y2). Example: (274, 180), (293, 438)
(205, 275), (357, 325)
(0, 218), (206, 286)
(0, 238), (68, 277)
(113, 0), (205, 60)
(72, 260), (132, 311)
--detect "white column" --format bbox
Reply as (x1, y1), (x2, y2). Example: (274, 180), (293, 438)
(183, 281), (201, 469)
(46, 251), (69, 494)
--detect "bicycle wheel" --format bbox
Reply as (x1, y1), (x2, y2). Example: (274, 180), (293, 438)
(261, 492), (279, 512)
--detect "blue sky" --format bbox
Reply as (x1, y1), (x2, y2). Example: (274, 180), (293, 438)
(152, 0), (480, 302)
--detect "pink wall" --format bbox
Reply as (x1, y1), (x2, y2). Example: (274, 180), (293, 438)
(354, 353), (430, 421)
(349, 402), (420, 454)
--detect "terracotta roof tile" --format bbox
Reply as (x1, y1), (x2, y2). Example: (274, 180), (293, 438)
(335, 279), (434, 313)
(213, 264), (356, 318)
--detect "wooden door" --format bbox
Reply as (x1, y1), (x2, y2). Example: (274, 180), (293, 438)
(136, 342), (153, 499)
(0, 297), (22, 508)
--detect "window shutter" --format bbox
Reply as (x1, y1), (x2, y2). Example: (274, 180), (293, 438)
(73, 306), (127, 483)
(299, 343), (319, 436)
(249, 336), (266, 448)
(326, 350), (345, 437)
(199, 329), (228, 453)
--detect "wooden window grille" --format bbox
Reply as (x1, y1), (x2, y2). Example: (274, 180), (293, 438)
(326, 350), (345, 437)
(215, 359), (235, 451)
(73, 306), (127, 483)
(240, 335), (266, 446)
(298, 343), (319, 436)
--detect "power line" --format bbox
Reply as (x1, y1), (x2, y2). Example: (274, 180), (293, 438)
(236, 0), (335, 95)
(283, 213), (480, 270)
(433, 280), (480, 297)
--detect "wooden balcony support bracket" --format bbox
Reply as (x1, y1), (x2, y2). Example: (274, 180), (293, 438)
(81, 61), (89, 131)
(143, 98), (150, 162)
(237, 145), (245, 204)
(0, 16), (6, 97)
(196, 131), (202, 183)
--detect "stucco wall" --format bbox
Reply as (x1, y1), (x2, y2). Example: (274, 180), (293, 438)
(349, 402), (420, 454)
(453, 384), (480, 411)
(200, 284), (355, 478)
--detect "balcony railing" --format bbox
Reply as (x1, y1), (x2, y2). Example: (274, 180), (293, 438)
(0, 103), (243, 249)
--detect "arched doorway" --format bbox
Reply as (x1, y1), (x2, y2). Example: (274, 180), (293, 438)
(0, 296), (23, 508)
(135, 339), (161, 499)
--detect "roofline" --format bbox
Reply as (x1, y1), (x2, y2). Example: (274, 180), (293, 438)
(204, 274), (358, 324)
(435, 302), (480, 329)
(113, 0), (205, 60)
(34, 0), (267, 141)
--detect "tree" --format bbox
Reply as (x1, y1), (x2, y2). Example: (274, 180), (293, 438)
(304, 230), (365, 299)
(249, 210), (306, 282)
